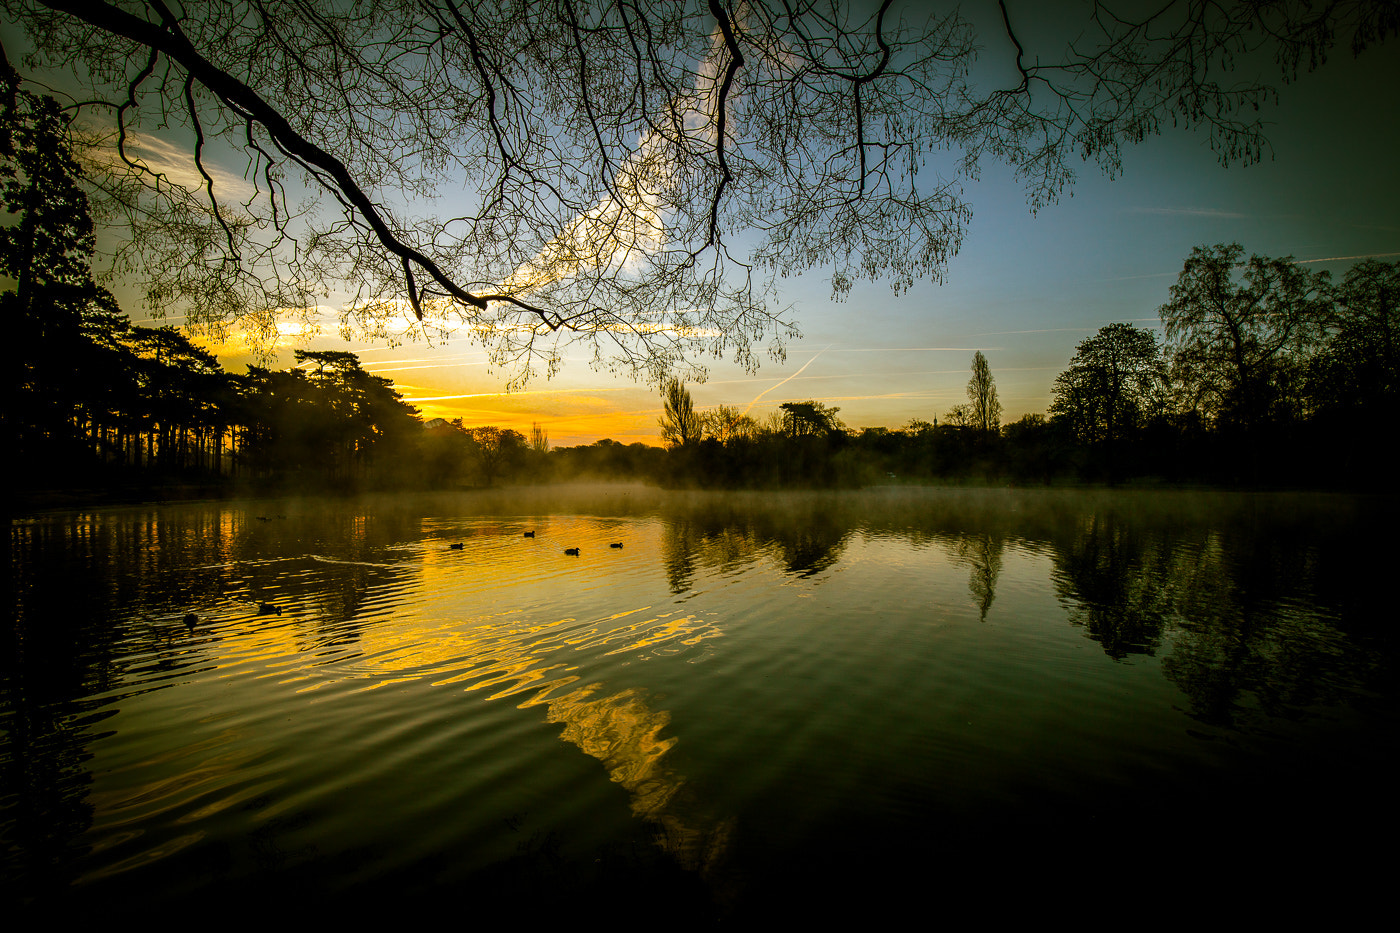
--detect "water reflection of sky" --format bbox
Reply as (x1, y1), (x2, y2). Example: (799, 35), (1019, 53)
(4, 489), (1396, 917)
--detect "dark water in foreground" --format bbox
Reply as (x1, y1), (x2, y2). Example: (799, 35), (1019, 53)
(3, 487), (1396, 920)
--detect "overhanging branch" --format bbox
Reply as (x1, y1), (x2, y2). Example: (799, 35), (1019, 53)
(41, 0), (493, 317)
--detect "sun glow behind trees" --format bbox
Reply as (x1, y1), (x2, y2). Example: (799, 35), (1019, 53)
(9, 0), (1396, 391)
(3, 3), (1399, 462)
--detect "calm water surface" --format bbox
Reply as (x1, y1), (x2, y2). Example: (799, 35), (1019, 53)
(3, 487), (1396, 920)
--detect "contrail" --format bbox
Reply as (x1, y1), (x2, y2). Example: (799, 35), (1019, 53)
(743, 346), (831, 416)
(1295, 251), (1400, 264)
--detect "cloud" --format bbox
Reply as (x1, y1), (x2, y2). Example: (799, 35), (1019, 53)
(402, 385), (641, 404)
(1128, 206), (1247, 220)
(1098, 271), (1181, 283)
(1294, 251), (1400, 264)
(85, 131), (258, 201)
(826, 346), (997, 353)
(496, 25), (732, 298)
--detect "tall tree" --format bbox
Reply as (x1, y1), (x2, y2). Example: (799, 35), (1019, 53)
(1160, 243), (1330, 434)
(1313, 258), (1400, 414)
(127, 325), (229, 473)
(1050, 323), (1166, 447)
(0, 71), (126, 477)
(659, 378), (702, 448)
(966, 351), (1002, 435)
(530, 422), (549, 454)
(4, 2), (1394, 383)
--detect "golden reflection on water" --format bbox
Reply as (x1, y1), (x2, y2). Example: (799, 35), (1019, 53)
(9, 490), (1393, 912)
(264, 515), (736, 877)
(420, 602), (730, 873)
(526, 682), (731, 875)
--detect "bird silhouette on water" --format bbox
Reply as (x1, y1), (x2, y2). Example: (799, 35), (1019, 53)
(523, 531), (535, 537)
(449, 543), (464, 550)
(258, 602), (281, 616)
(564, 547), (580, 556)
(610, 542), (623, 548)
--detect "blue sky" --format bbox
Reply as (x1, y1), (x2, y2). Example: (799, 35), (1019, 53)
(344, 38), (1399, 446)
(7, 4), (1396, 447)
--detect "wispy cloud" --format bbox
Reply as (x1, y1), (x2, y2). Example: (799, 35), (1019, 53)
(497, 25), (731, 296)
(1099, 271), (1181, 283)
(1295, 251), (1400, 264)
(758, 368), (979, 382)
(968, 327), (1092, 337)
(402, 385), (641, 403)
(86, 131), (257, 201)
(825, 346), (992, 353)
(1129, 206), (1247, 219)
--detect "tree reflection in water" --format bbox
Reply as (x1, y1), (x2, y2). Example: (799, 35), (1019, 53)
(3, 488), (1394, 916)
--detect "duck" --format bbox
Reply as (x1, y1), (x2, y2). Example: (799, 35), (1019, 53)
(523, 531), (535, 538)
(449, 542), (464, 550)
(183, 612), (199, 630)
(609, 542), (623, 549)
(258, 602), (281, 616)
(564, 547), (580, 556)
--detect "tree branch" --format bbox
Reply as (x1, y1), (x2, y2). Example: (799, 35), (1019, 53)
(42, 0), (491, 313)
(703, 0), (744, 252)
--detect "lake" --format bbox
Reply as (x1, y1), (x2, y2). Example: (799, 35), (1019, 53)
(3, 486), (1396, 922)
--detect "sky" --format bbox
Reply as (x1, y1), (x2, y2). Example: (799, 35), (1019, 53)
(10, 4), (1400, 448)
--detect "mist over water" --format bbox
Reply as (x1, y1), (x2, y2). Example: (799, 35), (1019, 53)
(3, 487), (1395, 920)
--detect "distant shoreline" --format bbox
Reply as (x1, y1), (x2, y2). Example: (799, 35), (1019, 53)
(10, 478), (1393, 520)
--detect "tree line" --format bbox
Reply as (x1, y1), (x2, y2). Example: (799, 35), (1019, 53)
(652, 245), (1397, 489)
(1046, 244), (1395, 486)
(0, 80), (529, 497)
(5, 80), (1394, 496)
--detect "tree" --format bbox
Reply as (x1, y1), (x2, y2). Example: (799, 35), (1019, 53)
(530, 422), (550, 455)
(236, 350), (420, 486)
(1305, 258), (1399, 481)
(779, 401), (843, 438)
(0, 73), (128, 477)
(420, 418), (475, 488)
(965, 351), (1002, 435)
(943, 404), (974, 428)
(128, 324), (229, 473)
(703, 404), (757, 445)
(1313, 258), (1400, 414)
(1159, 243), (1330, 434)
(659, 377), (702, 448)
(466, 425), (526, 486)
(1050, 323), (1165, 447)
(4, 1), (1394, 384)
